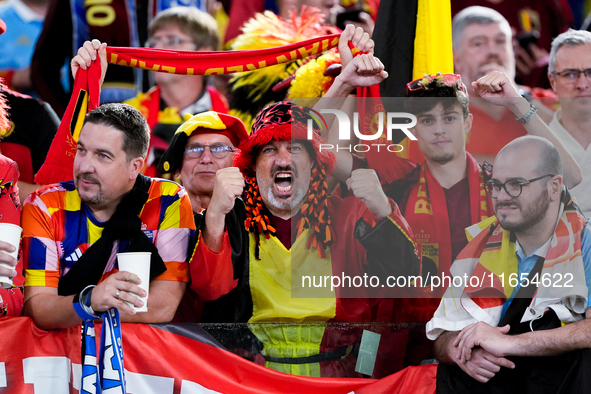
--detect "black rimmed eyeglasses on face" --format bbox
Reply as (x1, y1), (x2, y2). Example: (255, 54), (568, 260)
(185, 143), (235, 159)
(482, 174), (555, 198)
(552, 68), (591, 83)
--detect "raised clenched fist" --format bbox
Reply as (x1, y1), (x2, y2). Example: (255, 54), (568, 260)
(207, 167), (245, 217)
(346, 168), (392, 218)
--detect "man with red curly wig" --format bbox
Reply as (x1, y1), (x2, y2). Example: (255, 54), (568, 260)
(188, 97), (419, 377)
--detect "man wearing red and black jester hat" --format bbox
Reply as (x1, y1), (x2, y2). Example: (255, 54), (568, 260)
(189, 101), (419, 377)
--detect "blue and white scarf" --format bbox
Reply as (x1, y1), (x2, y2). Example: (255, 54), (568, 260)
(80, 309), (126, 394)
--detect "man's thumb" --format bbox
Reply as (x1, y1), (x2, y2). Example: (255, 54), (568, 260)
(498, 324), (510, 334)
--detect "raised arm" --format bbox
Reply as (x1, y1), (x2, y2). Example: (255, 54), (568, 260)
(189, 167), (243, 302)
(472, 71), (582, 189)
(202, 167), (244, 252)
(71, 39), (108, 86)
(315, 25), (388, 183)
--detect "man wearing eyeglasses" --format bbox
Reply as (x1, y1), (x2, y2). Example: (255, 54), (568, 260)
(158, 111), (247, 214)
(328, 69), (581, 325)
(156, 110), (248, 322)
(125, 7), (229, 178)
(547, 29), (591, 218)
(427, 135), (591, 392)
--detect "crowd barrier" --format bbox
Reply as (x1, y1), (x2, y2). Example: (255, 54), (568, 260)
(0, 317), (437, 393)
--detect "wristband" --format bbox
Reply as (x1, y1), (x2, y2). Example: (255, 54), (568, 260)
(73, 285), (99, 320)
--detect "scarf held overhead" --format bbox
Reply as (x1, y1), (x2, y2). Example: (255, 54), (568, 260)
(35, 33), (340, 185)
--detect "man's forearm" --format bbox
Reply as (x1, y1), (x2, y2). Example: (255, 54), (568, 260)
(313, 78), (357, 183)
(324, 75), (355, 99)
(434, 331), (460, 364)
(502, 318), (591, 357)
(522, 115), (582, 189)
(190, 231), (235, 302)
(508, 98), (582, 189)
(24, 292), (81, 330)
(120, 280), (185, 324)
(203, 211), (226, 252)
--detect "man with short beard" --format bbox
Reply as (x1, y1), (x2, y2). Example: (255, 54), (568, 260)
(330, 69), (580, 325)
(187, 100), (420, 377)
(427, 135), (591, 392)
(21, 103), (194, 330)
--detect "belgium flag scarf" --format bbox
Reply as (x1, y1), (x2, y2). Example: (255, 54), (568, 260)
(35, 34), (340, 185)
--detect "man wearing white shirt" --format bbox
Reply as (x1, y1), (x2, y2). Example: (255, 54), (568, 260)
(548, 29), (591, 218)
(429, 136), (591, 393)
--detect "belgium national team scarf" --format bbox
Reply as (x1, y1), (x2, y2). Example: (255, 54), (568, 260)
(403, 153), (493, 284)
(35, 34), (340, 185)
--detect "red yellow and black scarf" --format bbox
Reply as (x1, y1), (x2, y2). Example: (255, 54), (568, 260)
(35, 34), (340, 185)
(403, 153), (493, 280)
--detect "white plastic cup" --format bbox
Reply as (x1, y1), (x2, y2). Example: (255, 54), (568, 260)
(0, 223), (22, 289)
(116, 252), (151, 312)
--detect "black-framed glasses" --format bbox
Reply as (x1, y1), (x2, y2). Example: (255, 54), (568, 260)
(145, 35), (193, 48)
(552, 68), (591, 83)
(185, 143), (235, 159)
(483, 174), (555, 198)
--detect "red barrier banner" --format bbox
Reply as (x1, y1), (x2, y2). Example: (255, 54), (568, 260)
(0, 317), (437, 393)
